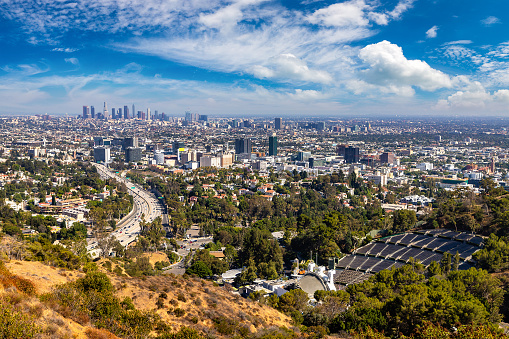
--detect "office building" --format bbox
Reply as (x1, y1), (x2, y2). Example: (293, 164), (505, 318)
(173, 141), (185, 155)
(132, 104), (135, 119)
(336, 144), (347, 157)
(117, 108), (122, 119)
(123, 137), (138, 150)
(103, 102), (109, 119)
(275, 117), (282, 130)
(344, 146), (360, 164)
(111, 108), (116, 119)
(82, 106), (90, 119)
(93, 137), (104, 146)
(380, 152), (396, 165)
(316, 122), (325, 131)
(94, 147), (110, 163)
(235, 138), (252, 154)
(125, 147), (142, 163)
(91, 106), (95, 119)
(199, 115), (208, 122)
(154, 150), (165, 165)
(268, 136), (278, 156)
(185, 111), (193, 123)
(309, 157), (325, 168)
(297, 151), (311, 162)
(124, 105), (129, 119)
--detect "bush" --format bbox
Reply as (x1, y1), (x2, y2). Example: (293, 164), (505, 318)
(0, 300), (40, 338)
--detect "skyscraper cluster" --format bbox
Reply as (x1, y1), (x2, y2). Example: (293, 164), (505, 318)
(82, 103), (170, 121)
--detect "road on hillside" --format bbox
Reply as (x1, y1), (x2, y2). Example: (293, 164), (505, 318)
(87, 163), (165, 255)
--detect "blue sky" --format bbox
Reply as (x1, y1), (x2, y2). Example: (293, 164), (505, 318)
(0, 0), (508, 117)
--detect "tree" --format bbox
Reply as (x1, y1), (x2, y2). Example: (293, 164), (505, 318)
(186, 261), (212, 278)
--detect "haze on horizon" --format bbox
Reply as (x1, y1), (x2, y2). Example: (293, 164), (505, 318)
(0, 0), (508, 117)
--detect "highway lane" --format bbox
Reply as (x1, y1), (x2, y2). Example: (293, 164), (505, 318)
(87, 163), (164, 255)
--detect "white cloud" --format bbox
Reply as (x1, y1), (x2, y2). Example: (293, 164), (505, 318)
(426, 25), (438, 38)
(307, 0), (370, 27)
(251, 54), (333, 84)
(442, 40), (473, 46)
(65, 58), (79, 65)
(481, 16), (501, 26)
(52, 47), (79, 53)
(358, 41), (453, 93)
(306, 0), (415, 28)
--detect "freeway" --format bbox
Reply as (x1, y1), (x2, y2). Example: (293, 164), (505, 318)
(87, 163), (164, 255)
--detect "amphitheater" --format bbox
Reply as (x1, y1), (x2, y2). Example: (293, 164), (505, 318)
(333, 229), (484, 288)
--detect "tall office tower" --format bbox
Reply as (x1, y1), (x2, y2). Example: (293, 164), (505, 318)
(380, 152), (396, 164)
(235, 138), (252, 154)
(123, 137), (138, 150)
(91, 106), (95, 119)
(172, 141), (185, 155)
(124, 106), (129, 119)
(199, 115), (208, 122)
(275, 117), (282, 130)
(268, 136), (278, 156)
(82, 106), (90, 119)
(132, 104), (135, 119)
(344, 146), (360, 164)
(94, 147), (110, 163)
(185, 111), (193, 123)
(316, 121), (325, 131)
(111, 108), (116, 119)
(147, 108), (151, 120)
(336, 144), (347, 157)
(103, 102), (109, 119)
(154, 110), (158, 120)
(125, 147), (142, 163)
(117, 108), (122, 119)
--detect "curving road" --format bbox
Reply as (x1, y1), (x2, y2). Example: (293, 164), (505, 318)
(87, 163), (164, 255)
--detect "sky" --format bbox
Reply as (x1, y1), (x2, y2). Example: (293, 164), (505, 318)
(0, 0), (508, 117)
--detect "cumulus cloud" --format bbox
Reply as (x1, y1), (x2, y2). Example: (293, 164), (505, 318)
(358, 41), (452, 93)
(482, 16), (501, 26)
(426, 25), (438, 38)
(251, 54), (333, 84)
(306, 0), (415, 28)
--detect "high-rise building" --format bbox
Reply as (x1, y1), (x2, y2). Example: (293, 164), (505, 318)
(103, 102), (109, 119)
(91, 106), (95, 119)
(173, 141), (185, 155)
(117, 108), (122, 119)
(132, 104), (135, 119)
(185, 111), (193, 123)
(82, 106), (90, 119)
(380, 152), (396, 164)
(154, 150), (165, 165)
(111, 108), (116, 119)
(297, 151), (311, 162)
(124, 106), (129, 119)
(344, 146), (360, 164)
(235, 138), (252, 154)
(147, 108), (151, 120)
(123, 137), (138, 150)
(94, 147), (110, 163)
(316, 122), (325, 131)
(199, 115), (208, 122)
(125, 147), (142, 163)
(336, 144), (347, 157)
(275, 117), (282, 130)
(268, 136), (278, 156)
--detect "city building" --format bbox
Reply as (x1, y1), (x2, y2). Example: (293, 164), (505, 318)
(94, 147), (110, 163)
(82, 106), (90, 119)
(154, 150), (165, 165)
(381, 152), (396, 165)
(297, 151), (311, 162)
(235, 138), (252, 154)
(91, 106), (95, 119)
(124, 105), (129, 119)
(125, 147), (142, 163)
(123, 137), (138, 150)
(275, 117), (282, 130)
(269, 136), (278, 156)
(344, 146), (360, 164)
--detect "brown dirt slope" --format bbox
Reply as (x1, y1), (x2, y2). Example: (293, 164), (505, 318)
(2, 259), (293, 338)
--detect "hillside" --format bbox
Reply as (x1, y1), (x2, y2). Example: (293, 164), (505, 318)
(1, 258), (294, 339)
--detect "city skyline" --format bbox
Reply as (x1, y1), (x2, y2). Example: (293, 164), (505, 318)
(0, 0), (508, 116)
